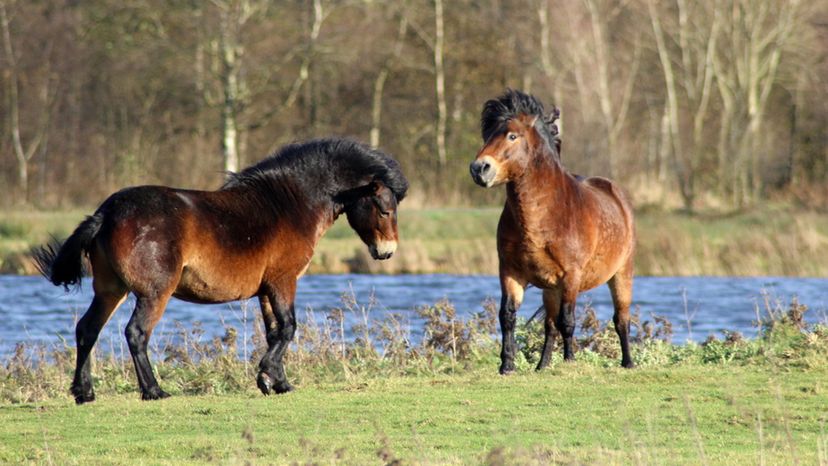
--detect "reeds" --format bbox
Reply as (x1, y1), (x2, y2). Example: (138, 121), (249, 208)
(1, 290), (825, 404)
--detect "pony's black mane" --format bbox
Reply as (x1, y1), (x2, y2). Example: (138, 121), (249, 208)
(222, 138), (408, 207)
(481, 89), (561, 155)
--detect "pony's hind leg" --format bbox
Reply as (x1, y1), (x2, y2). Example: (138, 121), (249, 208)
(72, 249), (127, 404)
(72, 291), (126, 404)
(608, 258), (635, 368)
(257, 284), (297, 395)
(125, 293), (173, 400)
(258, 294), (277, 333)
(537, 287), (562, 371)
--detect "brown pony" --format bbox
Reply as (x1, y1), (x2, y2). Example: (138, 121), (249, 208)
(469, 90), (636, 373)
(34, 138), (408, 403)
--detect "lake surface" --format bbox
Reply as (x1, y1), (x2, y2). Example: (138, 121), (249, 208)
(1, 274), (826, 358)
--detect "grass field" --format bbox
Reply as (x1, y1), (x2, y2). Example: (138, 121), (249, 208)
(1, 297), (827, 464)
(2, 364), (826, 465)
(3, 204), (828, 276)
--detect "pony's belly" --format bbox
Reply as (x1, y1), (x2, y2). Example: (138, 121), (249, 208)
(498, 240), (562, 289)
(527, 269), (562, 290)
(580, 248), (629, 290)
(175, 266), (259, 303)
(578, 271), (615, 293)
(522, 254), (565, 289)
(506, 244), (617, 292)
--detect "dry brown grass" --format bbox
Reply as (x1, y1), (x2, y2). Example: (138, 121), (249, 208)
(5, 205), (828, 276)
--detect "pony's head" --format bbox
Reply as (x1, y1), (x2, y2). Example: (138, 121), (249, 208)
(226, 138), (408, 261)
(470, 89), (560, 187)
(343, 180), (400, 260)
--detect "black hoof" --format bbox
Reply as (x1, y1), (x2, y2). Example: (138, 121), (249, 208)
(535, 361), (549, 372)
(141, 387), (171, 401)
(621, 359), (635, 369)
(74, 393), (95, 405)
(273, 381), (294, 395)
(257, 371), (293, 395)
(257, 371), (274, 395)
(71, 384), (95, 405)
(73, 391), (95, 405)
(498, 362), (516, 375)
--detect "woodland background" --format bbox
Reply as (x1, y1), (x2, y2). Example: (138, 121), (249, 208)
(0, 0), (826, 211)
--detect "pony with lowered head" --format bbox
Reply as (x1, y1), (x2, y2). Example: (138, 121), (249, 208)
(34, 138), (408, 403)
(470, 90), (636, 373)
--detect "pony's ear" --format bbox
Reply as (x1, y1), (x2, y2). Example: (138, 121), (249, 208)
(335, 182), (379, 206)
(359, 180), (383, 198)
(544, 107), (561, 136)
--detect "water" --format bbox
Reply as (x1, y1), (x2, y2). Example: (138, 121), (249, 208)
(0, 274), (826, 358)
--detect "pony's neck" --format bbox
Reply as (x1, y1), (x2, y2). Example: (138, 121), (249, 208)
(274, 153), (375, 235)
(505, 144), (571, 227)
(224, 158), (369, 246)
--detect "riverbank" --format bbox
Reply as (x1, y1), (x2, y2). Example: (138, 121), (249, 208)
(1, 298), (826, 464)
(3, 205), (828, 276)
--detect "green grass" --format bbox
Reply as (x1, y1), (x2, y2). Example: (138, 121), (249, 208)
(1, 296), (827, 464)
(1, 365), (826, 464)
(4, 204), (828, 275)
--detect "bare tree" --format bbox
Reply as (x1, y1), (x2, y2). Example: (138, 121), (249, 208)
(239, 0), (328, 145)
(584, 0), (639, 179)
(0, 0), (826, 209)
(433, 0), (447, 166)
(211, 0), (264, 173)
(0, 0), (59, 203)
(552, 1), (639, 177)
(712, 0), (804, 205)
(537, 0), (564, 135)
(370, 7), (408, 148)
(647, 0), (720, 211)
(204, 0), (327, 173)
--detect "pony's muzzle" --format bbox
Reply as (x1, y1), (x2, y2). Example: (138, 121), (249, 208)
(369, 240), (397, 260)
(470, 158), (497, 187)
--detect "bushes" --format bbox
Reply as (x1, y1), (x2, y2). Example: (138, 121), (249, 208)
(1, 292), (825, 403)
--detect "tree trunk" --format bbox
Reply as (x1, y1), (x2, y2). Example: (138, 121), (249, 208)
(433, 0), (447, 166)
(370, 12), (407, 148)
(716, 103), (733, 196)
(219, 5), (241, 173)
(1, 1), (54, 203)
(585, 0), (638, 180)
(648, 0), (692, 211)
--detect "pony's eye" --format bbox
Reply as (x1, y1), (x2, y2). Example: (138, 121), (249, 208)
(379, 210), (390, 218)
(508, 133), (518, 141)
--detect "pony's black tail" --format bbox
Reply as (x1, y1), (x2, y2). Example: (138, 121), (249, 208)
(32, 213), (104, 291)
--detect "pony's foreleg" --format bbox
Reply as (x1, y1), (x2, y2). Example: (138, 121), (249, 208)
(557, 285), (579, 362)
(537, 287), (562, 371)
(125, 294), (172, 400)
(256, 285), (297, 395)
(609, 260), (635, 368)
(72, 292), (126, 404)
(498, 275), (525, 374)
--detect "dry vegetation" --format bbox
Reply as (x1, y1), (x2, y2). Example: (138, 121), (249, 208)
(5, 206), (828, 276)
(2, 290), (825, 404)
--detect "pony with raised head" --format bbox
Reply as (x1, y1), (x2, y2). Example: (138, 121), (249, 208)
(34, 138), (408, 403)
(469, 90), (636, 373)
